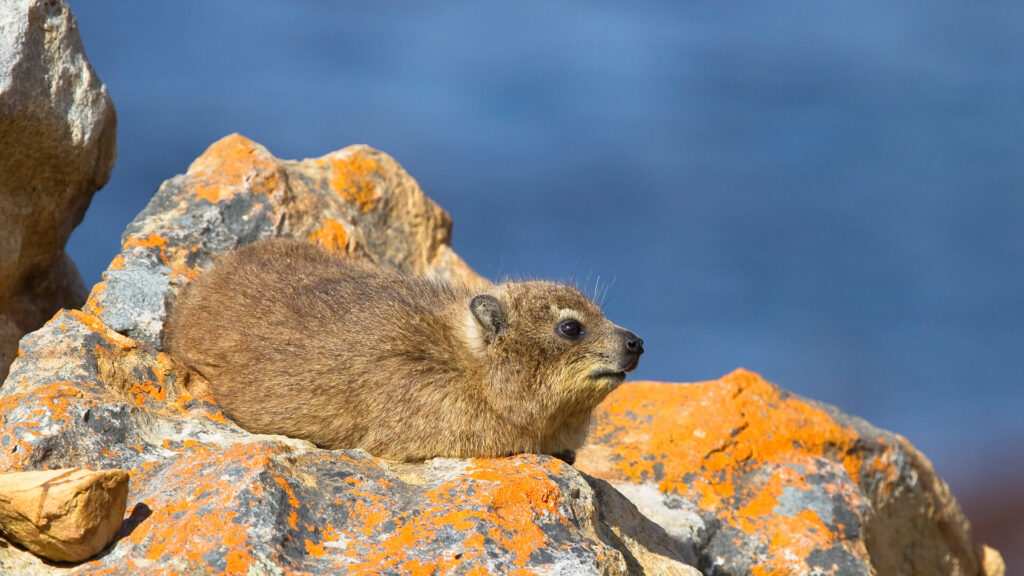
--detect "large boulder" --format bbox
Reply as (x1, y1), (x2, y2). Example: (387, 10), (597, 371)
(0, 0), (116, 380)
(577, 372), (1003, 575)
(0, 310), (693, 574)
(0, 135), (696, 575)
(82, 133), (484, 350)
(0, 134), (1000, 574)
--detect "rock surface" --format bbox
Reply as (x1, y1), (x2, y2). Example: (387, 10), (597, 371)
(0, 134), (999, 574)
(0, 309), (696, 575)
(577, 372), (998, 576)
(83, 133), (485, 350)
(0, 467), (129, 562)
(0, 135), (696, 575)
(0, 0), (116, 381)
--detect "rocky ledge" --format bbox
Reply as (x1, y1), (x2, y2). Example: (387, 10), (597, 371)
(0, 134), (1004, 575)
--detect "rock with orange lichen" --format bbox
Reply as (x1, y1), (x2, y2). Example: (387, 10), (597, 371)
(0, 132), (996, 574)
(0, 309), (696, 574)
(0, 0), (116, 381)
(83, 133), (486, 348)
(0, 135), (699, 574)
(576, 370), (999, 576)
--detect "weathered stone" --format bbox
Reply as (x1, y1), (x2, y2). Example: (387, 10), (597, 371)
(0, 309), (698, 575)
(84, 134), (486, 348)
(982, 545), (1006, 576)
(0, 0), (116, 380)
(587, 478), (701, 576)
(0, 136), (697, 574)
(0, 134), (996, 574)
(576, 370), (1000, 576)
(0, 467), (128, 563)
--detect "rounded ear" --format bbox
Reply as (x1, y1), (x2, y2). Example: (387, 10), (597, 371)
(470, 294), (507, 342)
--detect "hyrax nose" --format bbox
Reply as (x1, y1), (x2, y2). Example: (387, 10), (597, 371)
(624, 331), (644, 356)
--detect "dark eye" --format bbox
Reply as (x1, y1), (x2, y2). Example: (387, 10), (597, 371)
(557, 320), (584, 339)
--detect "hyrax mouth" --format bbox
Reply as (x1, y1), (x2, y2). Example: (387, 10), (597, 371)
(590, 370), (628, 381)
(590, 358), (637, 381)
(589, 368), (626, 379)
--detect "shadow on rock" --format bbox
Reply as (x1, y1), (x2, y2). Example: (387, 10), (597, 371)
(586, 475), (700, 576)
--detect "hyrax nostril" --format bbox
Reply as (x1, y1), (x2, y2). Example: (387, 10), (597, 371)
(623, 331), (644, 355)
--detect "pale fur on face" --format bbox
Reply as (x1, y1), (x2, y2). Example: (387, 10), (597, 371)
(554, 307), (583, 322)
(461, 306), (487, 355)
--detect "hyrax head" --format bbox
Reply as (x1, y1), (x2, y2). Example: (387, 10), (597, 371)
(464, 281), (643, 422)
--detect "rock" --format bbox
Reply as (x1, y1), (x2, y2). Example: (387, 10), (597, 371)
(576, 370), (1000, 576)
(0, 134), (996, 574)
(0, 135), (697, 574)
(0, 468), (128, 563)
(83, 133), (485, 349)
(0, 310), (697, 575)
(982, 545), (1005, 576)
(0, 0), (116, 381)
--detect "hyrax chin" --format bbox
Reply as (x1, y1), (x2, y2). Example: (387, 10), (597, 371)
(163, 238), (643, 464)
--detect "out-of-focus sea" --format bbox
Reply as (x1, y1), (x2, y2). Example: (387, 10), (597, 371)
(66, 0), (1022, 545)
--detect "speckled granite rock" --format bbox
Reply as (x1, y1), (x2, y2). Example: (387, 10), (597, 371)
(0, 135), (699, 575)
(0, 0), (116, 381)
(576, 371), (1000, 576)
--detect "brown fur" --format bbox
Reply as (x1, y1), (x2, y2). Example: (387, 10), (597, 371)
(163, 238), (642, 462)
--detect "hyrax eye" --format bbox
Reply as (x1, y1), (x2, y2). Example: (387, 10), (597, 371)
(556, 319), (584, 339)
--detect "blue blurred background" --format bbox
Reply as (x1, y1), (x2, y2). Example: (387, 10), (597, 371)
(67, 1), (1021, 556)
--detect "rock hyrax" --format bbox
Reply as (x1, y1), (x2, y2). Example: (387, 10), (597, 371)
(163, 238), (643, 463)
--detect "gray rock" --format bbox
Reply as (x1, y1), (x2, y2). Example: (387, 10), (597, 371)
(0, 0), (116, 379)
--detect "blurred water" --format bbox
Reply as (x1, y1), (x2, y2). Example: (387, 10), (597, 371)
(65, 1), (1023, 499)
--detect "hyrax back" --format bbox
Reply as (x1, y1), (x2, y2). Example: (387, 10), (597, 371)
(163, 238), (643, 462)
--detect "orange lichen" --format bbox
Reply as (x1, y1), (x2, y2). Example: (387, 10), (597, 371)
(186, 133), (281, 203)
(305, 539), (326, 558)
(0, 381), (93, 470)
(83, 282), (106, 316)
(124, 233), (170, 263)
(128, 443), (290, 572)
(308, 218), (350, 254)
(57, 308), (93, 336)
(342, 456), (569, 575)
(578, 369), (875, 574)
(120, 232), (200, 283)
(130, 376), (167, 405)
(109, 254), (126, 271)
(582, 370), (863, 493)
(82, 558), (145, 576)
(274, 476), (300, 508)
(175, 246), (204, 281)
(192, 409), (229, 426)
(348, 497), (392, 537)
(319, 148), (381, 211)
(322, 523), (339, 541)
(150, 354), (179, 399)
(465, 459), (564, 565)
(65, 309), (129, 344)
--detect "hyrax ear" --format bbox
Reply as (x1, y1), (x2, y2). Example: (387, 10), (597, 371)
(470, 294), (507, 342)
